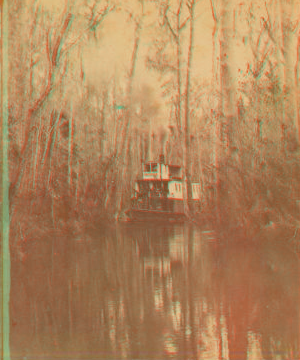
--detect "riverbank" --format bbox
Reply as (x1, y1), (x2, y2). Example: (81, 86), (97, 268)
(10, 191), (300, 266)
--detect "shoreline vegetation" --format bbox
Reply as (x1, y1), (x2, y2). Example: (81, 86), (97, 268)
(8, 0), (300, 257)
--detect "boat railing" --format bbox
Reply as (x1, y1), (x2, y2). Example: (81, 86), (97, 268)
(143, 172), (159, 180)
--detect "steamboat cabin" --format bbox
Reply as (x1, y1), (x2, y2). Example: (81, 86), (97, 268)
(128, 155), (201, 221)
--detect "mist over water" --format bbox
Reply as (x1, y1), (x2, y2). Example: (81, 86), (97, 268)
(10, 223), (300, 359)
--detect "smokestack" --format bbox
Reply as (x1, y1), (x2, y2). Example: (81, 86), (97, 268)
(159, 154), (165, 164)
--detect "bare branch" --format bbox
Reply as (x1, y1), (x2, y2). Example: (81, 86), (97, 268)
(52, 12), (74, 66)
(29, 29), (53, 115)
(262, 3), (285, 56)
(163, 6), (178, 41)
(61, 4), (115, 54)
(179, 16), (190, 30)
(291, 20), (300, 34)
(253, 47), (273, 79)
(186, 0), (195, 12)
(89, 4), (115, 31)
(166, 8), (178, 17)
(10, 2), (115, 207)
(264, 1), (272, 31)
(30, 2), (41, 39)
(210, 0), (218, 23)
(177, 0), (183, 16)
(30, 57), (40, 68)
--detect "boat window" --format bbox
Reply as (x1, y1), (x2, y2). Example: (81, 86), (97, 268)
(151, 164), (158, 172)
(145, 164), (150, 172)
(179, 184), (181, 191)
(169, 166), (181, 179)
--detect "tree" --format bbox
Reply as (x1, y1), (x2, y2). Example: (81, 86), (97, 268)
(104, 0), (145, 218)
(262, 0), (300, 148)
(210, 0), (221, 220)
(148, 0), (196, 216)
(219, 0), (236, 148)
(280, 0), (300, 143)
(9, 0), (114, 217)
(182, 0), (195, 215)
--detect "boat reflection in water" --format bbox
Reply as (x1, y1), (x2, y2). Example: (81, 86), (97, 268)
(11, 223), (300, 359)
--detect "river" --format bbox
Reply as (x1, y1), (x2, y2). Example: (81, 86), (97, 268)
(10, 223), (300, 359)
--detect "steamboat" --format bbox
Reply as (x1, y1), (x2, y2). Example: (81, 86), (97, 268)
(127, 155), (201, 221)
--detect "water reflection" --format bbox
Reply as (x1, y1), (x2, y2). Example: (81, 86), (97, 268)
(11, 223), (300, 359)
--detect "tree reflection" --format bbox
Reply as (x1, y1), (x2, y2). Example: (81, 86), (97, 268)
(10, 224), (300, 359)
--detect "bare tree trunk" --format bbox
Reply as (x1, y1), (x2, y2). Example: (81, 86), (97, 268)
(183, 0), (195, 216)
(219, 0), (236, 221)
(163, 1), (185, 142)
(177, 3), (183, 134)
(9, 12), (73, 211)
(114, 2), (145, 218)
(266, 0), (287, 150)
(112, 77), (120, 158)
(40, 110), (61, 190)
(47, 111), (61, 189)
(247, 19), (271, 170)
(32, 116), (42, 190)
(280, 0), (300, 143)
(99, 89), (108, 161)
(164, 0), (195, 216)
(9, 4), (113, 214)
(220, 0), (236, 148)
(297, 32), (300, 141)
(210, 0), (221, 221)
(211, 0), (220, 87)
(68, 102), (74, 191)
(269, 0), (286, 150)
(75, 161), (80, 212)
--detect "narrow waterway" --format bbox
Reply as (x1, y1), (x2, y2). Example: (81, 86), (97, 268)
(10, 223), (300, 359)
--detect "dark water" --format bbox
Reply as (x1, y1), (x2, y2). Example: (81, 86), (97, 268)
(11, 223), (300, 359)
